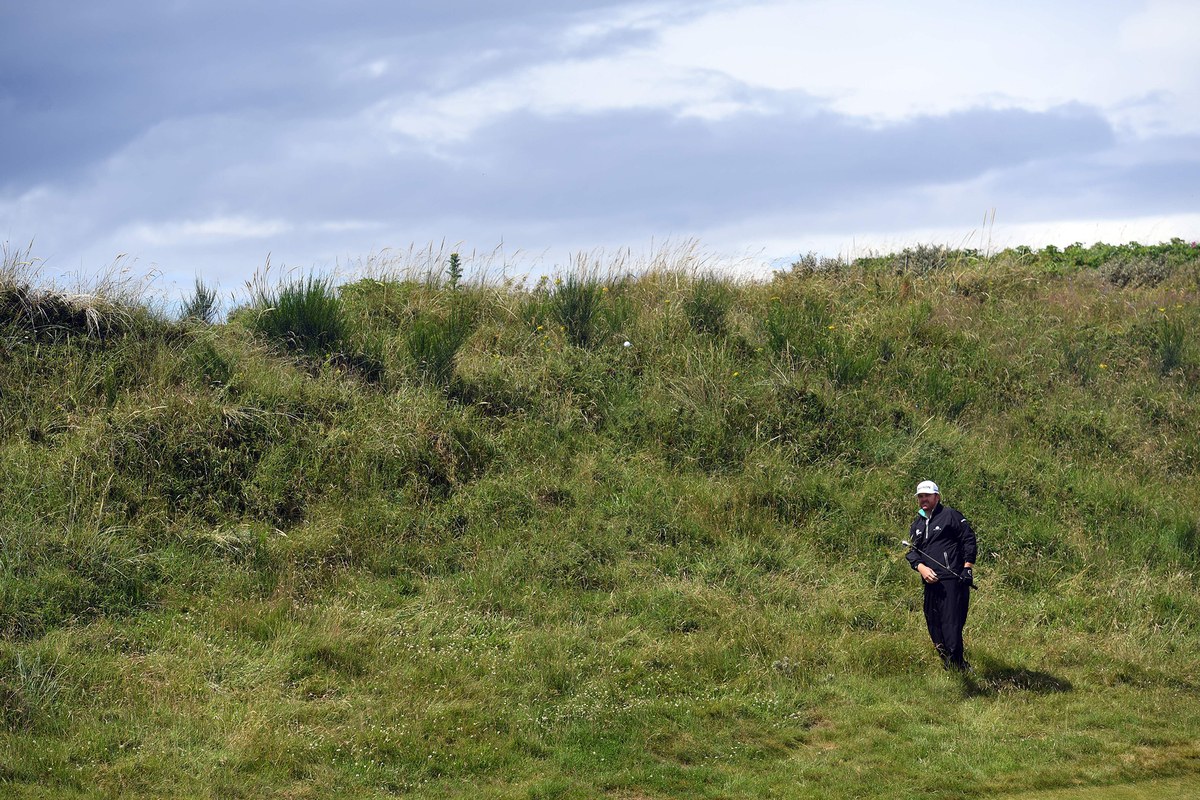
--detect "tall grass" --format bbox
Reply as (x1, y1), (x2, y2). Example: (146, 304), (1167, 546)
(248, 273), (347, 356)
(408, 300), (477, 388)
(0, 650), (63, 732)
(682, 273), (734, 336)
(180, 278), (220, 324)
(550, 273), (609, 348)
(1, 240), (1199, 799)
(1153, 313), (1188, 375)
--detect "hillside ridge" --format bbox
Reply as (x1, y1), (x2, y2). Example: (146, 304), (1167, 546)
(2, 240), (1199, 798)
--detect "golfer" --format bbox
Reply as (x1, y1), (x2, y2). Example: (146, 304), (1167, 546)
(906, 480), (977, 670)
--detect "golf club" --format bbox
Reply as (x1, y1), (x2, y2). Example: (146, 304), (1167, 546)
(901, 539), (977, 589)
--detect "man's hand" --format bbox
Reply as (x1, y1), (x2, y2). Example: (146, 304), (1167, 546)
(917, 564), (938, 583)
(961, 567), (974, 587)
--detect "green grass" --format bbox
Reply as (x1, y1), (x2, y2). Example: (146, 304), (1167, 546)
(247, 272), (347, 358)
(998, 775), (1200, 799)
(1, 240), (1199, 798)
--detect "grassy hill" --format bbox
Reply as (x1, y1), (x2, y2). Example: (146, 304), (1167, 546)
(2, 240), (1199, 799)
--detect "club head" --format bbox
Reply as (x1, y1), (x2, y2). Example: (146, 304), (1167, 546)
(901, 540), (913, 548)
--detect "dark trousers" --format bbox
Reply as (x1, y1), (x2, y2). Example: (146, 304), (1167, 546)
(922, 579), (970, 666)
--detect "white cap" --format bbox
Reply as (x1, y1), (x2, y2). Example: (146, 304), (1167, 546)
(915, 480), (940, 496)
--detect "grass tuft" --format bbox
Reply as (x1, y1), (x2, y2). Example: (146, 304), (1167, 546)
(180, 278), (220, 325)
(550, 273), (609, 348)
(683, 273), (734, 336)
(248, 273), (347, 357)
(408, 300), (477, 388)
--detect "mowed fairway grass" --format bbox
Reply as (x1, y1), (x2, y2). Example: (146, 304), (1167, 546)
(1001, 775), (1200, 799)
(2, 241), (1199, 798)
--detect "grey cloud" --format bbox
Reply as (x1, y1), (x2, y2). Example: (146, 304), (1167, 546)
(982, 147), (1200, 225)
(0, 0), (699, 189)
(432, 102), (1119, 229)
(19, 98), (1145, 267)
(4, 0), (1193, 286)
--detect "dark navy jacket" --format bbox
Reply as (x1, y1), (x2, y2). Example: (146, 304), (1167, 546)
(906, 503), (977, 582)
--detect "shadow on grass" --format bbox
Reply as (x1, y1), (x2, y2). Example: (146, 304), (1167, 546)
(960, 654), (1073, 698)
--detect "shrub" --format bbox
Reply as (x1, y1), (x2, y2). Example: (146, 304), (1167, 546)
(1102, 253), (1173, 287)
(895, 244), (952, 275)
(781, 251), (848, 276)
(446, 252), (463, 290)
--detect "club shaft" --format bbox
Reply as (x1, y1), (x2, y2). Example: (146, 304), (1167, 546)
(903, 540), (974, 588)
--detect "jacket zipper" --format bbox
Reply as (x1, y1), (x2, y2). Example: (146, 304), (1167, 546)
(924, 508), (953, 577)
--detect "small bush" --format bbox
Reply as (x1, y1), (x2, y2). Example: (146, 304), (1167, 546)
(446, 252), (463, 290)
(1102, 253), (1173, 287)
(895, 244), (953, 275)
(782, 251), (848, 276)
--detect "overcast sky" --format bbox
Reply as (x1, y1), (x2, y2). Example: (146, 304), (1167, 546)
(2, 0), (1198, 293)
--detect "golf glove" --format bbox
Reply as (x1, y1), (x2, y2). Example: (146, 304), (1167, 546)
(962, 567), (974, 587)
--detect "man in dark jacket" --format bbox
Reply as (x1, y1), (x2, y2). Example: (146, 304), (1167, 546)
(906, 480), (977, 670)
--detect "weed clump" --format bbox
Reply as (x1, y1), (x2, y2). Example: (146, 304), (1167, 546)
(895, 244), (954, 275)
(683, 274), (734, 336)
(552, 274), (603, 348)
(1152, 314), (1188, 375)
(249, 274), (347, 357)
(550, 274), (615, 349)
(0, 650), (63, 732)
(0, 284), (150, 342)
(408, 301), (477, 389)
(180, 278), (220, 324)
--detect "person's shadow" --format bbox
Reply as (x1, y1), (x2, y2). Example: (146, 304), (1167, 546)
(958, 654), (1073, 697)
